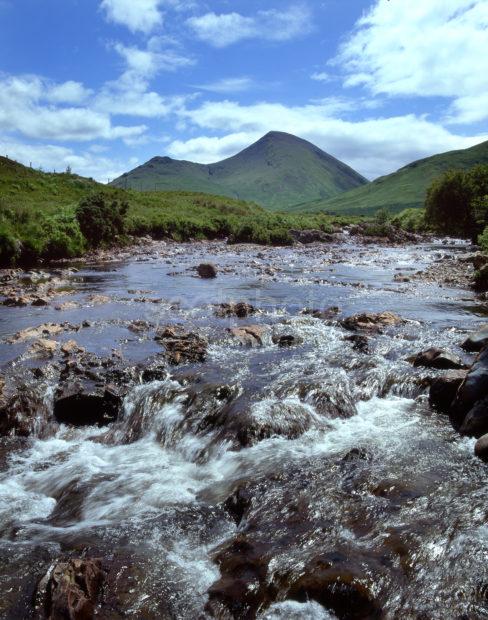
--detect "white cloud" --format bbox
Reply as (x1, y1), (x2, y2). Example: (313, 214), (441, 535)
(193, 77), (255, 94)
(101, 0), (163, 33)
(311, 72), (331, 82)
(175, 99), (487, 178)
(167, 132), (262, 163)
(186, 4), (312, 48)
(45, 81), (93, 104)
(0, 75), (146, 142)
(335, 0), (488, 123)
(100, 0), (195, 33)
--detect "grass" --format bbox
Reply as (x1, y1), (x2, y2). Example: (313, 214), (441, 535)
(0, 156), (361, 266)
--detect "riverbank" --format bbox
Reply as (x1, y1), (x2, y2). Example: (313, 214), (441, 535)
(1, 237), (488, 619)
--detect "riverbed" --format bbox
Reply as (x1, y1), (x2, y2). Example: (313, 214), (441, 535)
(1, 238), (487, 619)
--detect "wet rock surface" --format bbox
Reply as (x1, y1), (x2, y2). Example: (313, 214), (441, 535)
(1, 238), (488, 619)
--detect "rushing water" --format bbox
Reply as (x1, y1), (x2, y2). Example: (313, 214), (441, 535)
(1, 239), (488, 619)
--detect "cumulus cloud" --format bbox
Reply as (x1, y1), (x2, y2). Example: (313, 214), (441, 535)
(310, 72), (331, 82)
(186, 4), (312, 48)
(193, 77), (255, 94)
(335, 0), (488, 123)
(174, 99), (487, 178)
(0, 75), (146, 142)
(100, 0), (195, 33)
(45, 81), (93, 104)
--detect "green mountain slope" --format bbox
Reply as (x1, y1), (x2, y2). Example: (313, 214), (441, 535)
(293, 140), (488, 215)
(111, 131), (368, 211)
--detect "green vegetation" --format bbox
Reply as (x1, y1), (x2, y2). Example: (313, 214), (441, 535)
(111, 131), (368, 212)
(76, 193), (128, 247)
(293, 140), (488, 215)
(0, 155), (360, 266)
(391, 208), (428, 233)
(425, 164), (488, 240)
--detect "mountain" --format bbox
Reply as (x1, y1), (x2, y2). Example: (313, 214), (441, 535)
(293, 139), (488, 215)
(111, 131), (368, 211)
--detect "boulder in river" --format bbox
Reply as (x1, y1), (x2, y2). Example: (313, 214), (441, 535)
(474, 433), (488, 462)
(451, 347), (488, 434)
(429, 370), (467, 414)
(54, 382), (124, 427)
(229, 325), (269, 347)
(38, 558), (105, 620)
(27, 338), (58, 358)
(341, 311), (403, 332)
(461, 325), (488, 352)
(408, 347), (466, 370)
(215, 302), (256, 318)
(155, 325), (207, 364)
(197, 263), (217, 279)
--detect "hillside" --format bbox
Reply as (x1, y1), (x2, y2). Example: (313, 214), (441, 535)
(293, 140), (488, 215)
(111, 131), (368, 211)
(0, 156), (357, 265)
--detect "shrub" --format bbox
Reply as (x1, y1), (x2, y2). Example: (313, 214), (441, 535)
(41, 210), (85, 259)
(0, 226), (20, 266)
(478, 225), (488, 253)
(76, 193), (128, 247)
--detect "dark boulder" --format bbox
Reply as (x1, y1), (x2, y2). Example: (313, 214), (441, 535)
(37, 558), (105, 620)
(461, 325), (488, 352)
(408, 347), (465, 370)
(345, 334), (370, 353)
(429, 370), (467, 414)
(474, 433), (488, 462)
(459, 396), (488, 437)
(272, 334), (303, 347)
(54, 383), (123, 427)
(0, 380), (51, 437)
(302, 306), (340, 320)
(451, 347), (488, 431)
(229, 325), (269, 347)
(197, 263), (217, 279)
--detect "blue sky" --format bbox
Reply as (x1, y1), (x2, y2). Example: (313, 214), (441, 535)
(0, 0), (487, 181)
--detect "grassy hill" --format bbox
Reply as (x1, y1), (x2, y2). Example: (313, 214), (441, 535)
(0, 156), (358, 265)
(294, 140), (488, 215)
(111, 131), (368, 211)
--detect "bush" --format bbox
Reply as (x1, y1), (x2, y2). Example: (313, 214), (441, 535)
(478, 225), (488, 252)
(76, 193), (128, 247)
(0, 226), (20, 266)
(425, 164), (488, 240)
(41, 210), (85, 259)
(392, 208), (427, 233)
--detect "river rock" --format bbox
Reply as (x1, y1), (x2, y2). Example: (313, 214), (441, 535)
(341, 311), (403, 332)
(215, 302), (256, 318)
(302, 306), (340, 320)
(289, 229), (334, 244)
(60, 340), (85, 357)
(408, 347), (465, 370)
(461, 325), (488, 352)
(38, 558), (105, 620)
(229, 325), (269, 347)
(87, 294), (111, 305)
(54, 382), (124, 427)
(155, 325), (207, 364)
(429, 370), (467, 413)
(2, 295), (29, 307)
(9, 322), (72, 343)
(28, 338), (58, 358)
(451, 347), (488, 433)
(197, 263), (217, 278)
(474, 433), (488, 462)
(345, 334), (370, 353)
(0, 377), (52, 437)
(272, 334), (303, 347)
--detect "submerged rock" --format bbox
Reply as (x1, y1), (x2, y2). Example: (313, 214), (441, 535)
(37, 558), (105, 620)
(408, 347), (465, 370)
(272, 334), (303, 348)
(197, 263), (217, 278)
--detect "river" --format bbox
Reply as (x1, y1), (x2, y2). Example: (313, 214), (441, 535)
(0, 238), (487, 619)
